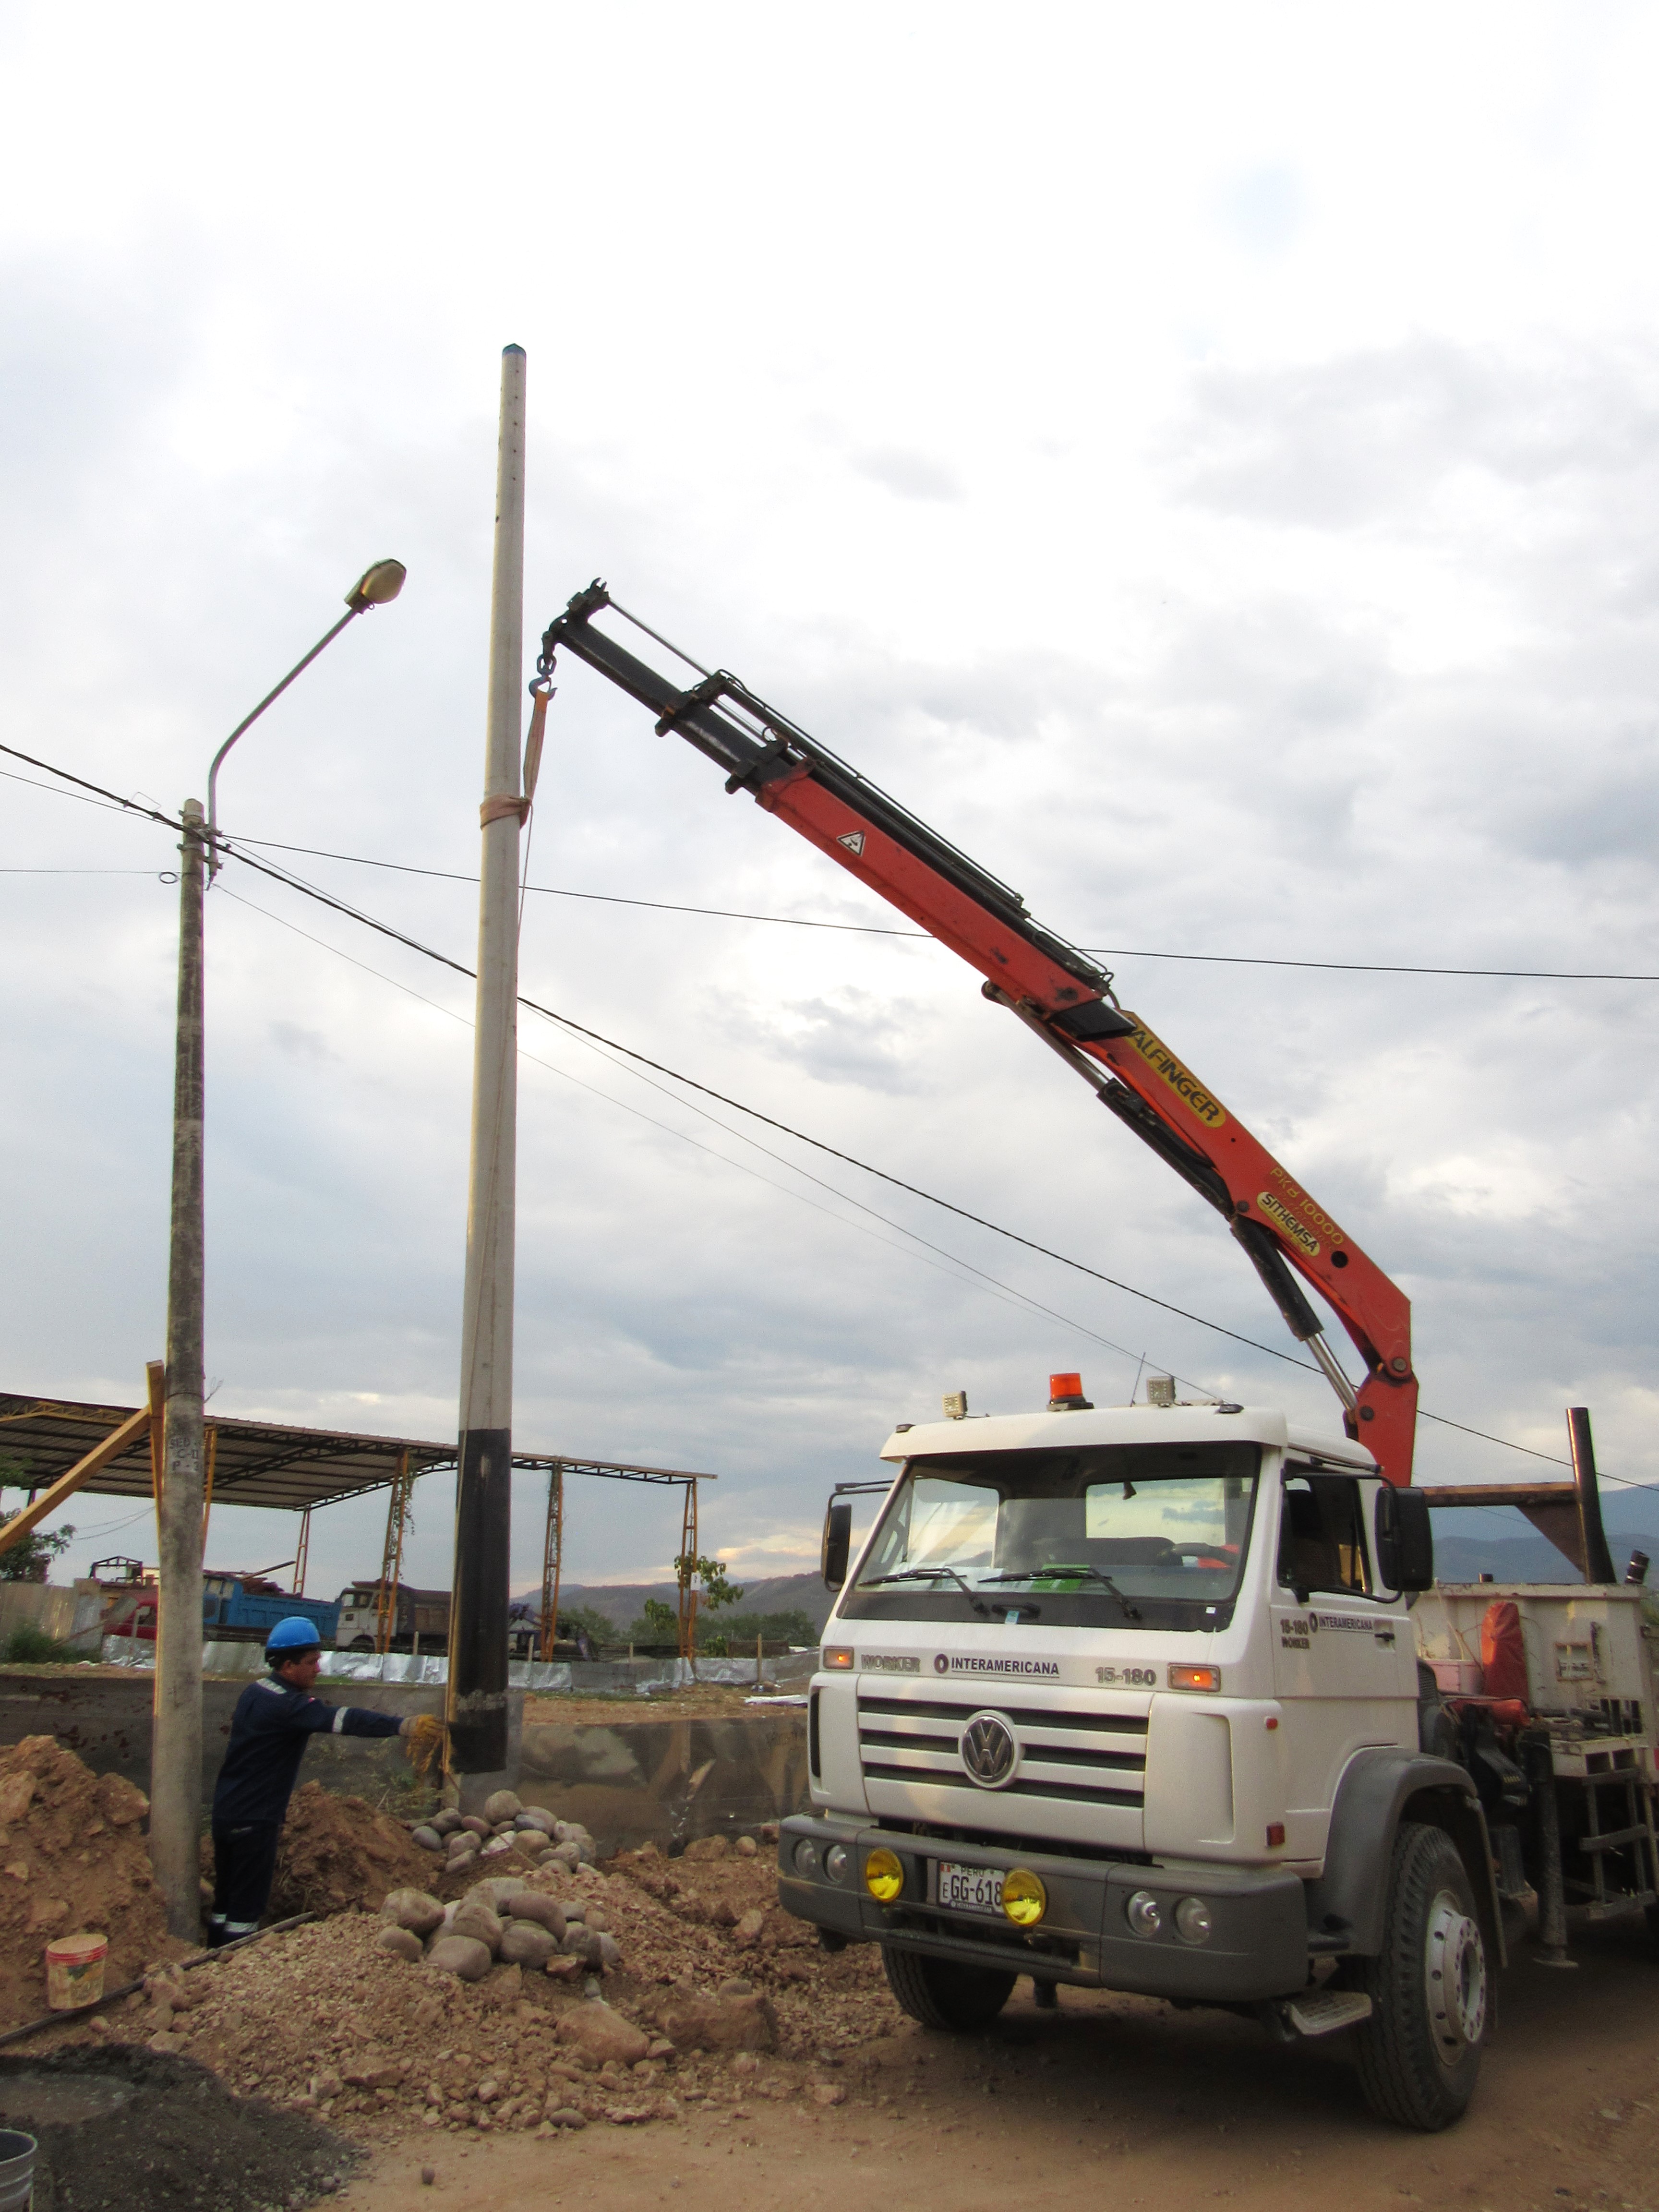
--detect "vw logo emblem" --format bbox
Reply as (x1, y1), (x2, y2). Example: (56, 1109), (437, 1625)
(960, 1711), (1018, 1790)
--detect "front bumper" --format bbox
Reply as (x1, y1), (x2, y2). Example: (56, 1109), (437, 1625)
(777, 1814), (1309, 2002)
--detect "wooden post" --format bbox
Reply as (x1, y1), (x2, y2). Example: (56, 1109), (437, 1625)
(200, 1426), (217, 1558)
(292, 1507), (312, 1598)
(0, 1396), (156, 1563)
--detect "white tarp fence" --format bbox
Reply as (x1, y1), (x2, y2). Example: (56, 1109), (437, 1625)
(99, 1641), (818, 1692)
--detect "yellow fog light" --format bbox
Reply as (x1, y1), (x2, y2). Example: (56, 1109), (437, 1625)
(864, 1846), (904, 1902)
(1001, 1868), (1047, 1927)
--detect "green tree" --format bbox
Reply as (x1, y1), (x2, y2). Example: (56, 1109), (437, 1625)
(709, 1608), (817, 1648)
(675, 1554), (742, 1613)
(0, 1482), (74, 1585)
(555, 1603), (622, 1648)
(625, 1597), (679, 1644)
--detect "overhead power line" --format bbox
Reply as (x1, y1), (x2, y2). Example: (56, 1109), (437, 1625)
(4, 736), (1653, 1489)
(7, 755), (1654, 980)
(229, 831), (1659, 983)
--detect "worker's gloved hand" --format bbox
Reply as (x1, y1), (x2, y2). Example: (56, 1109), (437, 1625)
(398, 1714), (445, 1739)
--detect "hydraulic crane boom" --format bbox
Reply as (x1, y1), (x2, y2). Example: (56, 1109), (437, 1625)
(538, 582), (1419, 1484)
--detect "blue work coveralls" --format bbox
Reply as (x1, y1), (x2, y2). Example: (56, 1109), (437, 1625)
(209, 1673), (405, 1940)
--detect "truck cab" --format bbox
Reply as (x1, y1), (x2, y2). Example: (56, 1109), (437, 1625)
(781, 1386), (1497, 2131)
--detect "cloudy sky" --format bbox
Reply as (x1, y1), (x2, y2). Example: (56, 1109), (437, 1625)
(3, 4), (1657, 1601)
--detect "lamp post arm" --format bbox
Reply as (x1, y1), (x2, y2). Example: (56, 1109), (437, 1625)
(205, 605), (360, 876)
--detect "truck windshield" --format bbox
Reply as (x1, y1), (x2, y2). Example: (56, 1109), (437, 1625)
(842, 1441), (1259, 1630)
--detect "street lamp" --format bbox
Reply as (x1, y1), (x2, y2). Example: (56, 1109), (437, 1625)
(205, 559), (406, 876)
(150, 560), (406, 1938)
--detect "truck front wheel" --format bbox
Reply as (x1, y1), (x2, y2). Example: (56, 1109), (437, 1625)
(881, 1946), (1015, 2032)
(1351, 1821), (1490, 2131)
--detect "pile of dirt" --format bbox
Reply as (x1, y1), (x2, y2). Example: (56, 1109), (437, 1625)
(0, 1735), (175, 2029)
(266, 1782), (441, 1919)
(0, 2043), (357, 2212)
(58, 1835), (894, 2141)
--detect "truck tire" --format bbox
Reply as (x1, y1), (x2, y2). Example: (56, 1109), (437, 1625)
(881, 1946), (1015, 2032)
(1351, 1821), (1489, 2131)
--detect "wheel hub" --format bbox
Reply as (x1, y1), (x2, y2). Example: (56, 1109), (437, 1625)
(1425, 1890), (1486, 2055)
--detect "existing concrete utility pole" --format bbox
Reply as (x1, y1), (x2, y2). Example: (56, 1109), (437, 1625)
(148, 563), (404, 1938)
(152, 798), (206, 1937)
(448, 345), (527, 1799)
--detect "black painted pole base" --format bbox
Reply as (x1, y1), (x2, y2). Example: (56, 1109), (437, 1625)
(448, 1425), (511, 1790)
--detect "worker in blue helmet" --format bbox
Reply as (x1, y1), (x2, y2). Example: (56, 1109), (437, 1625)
(208, 1615), (441, 1946)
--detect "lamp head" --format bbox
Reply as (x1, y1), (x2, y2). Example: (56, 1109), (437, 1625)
(346, 559), (407, 611)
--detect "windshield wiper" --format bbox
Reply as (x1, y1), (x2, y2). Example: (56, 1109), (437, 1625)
(863, 1567), (994, 1618)
(981, 1564), (1142, 1621)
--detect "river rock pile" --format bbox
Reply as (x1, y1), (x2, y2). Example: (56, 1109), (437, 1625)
(378, 1866), (625, 1984)
(408, 1790), (597, 1887)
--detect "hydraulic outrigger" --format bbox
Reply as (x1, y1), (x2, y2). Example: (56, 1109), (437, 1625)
(536, 582), (1419, 1483)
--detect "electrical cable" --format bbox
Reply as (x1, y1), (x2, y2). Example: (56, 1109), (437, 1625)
(7, 744), (1654, 978)
(216, 883), (1208, 1388)
(220, 831), (1659, 983)
(6, 736), (1655, 1487)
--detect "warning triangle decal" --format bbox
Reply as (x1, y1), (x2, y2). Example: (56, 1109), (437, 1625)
(837, 831), (866, 857)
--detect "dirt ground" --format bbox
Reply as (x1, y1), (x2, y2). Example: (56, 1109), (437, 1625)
(331, 1913), (1659, 2212)
(20, 1799), (1659, 2212)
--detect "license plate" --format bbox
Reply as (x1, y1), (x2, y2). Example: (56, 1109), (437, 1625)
(937, 1861), (1004, 1916)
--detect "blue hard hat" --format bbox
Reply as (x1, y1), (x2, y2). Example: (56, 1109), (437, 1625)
(265, 1616), (323, 1654)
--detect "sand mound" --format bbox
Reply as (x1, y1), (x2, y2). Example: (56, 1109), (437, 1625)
(0, 1735), (172, 2029)
(268, 1782), (440, 1919)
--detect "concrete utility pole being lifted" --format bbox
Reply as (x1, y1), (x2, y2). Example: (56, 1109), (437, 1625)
(447, 345), (528, 1802)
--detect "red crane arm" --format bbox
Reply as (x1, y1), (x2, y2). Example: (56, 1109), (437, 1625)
(537, 584), (1418, 1482)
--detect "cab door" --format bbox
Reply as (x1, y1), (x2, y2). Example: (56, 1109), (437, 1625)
(1270, 1469), (1416, 1859)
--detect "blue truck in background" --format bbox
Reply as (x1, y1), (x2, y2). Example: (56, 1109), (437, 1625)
(202, 1572), (340, 1645)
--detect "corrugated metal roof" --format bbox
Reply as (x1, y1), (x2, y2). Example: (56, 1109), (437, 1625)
(0, 1393), (716, 1514)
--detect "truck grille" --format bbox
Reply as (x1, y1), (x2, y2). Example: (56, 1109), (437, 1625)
(857, 1689), (1149, 1813)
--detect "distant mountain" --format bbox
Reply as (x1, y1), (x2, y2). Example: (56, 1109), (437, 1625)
(1430, 1529), (1654, 1586)
(553, 1571), (834, 1635)
(551, 1527), (1656, 1628)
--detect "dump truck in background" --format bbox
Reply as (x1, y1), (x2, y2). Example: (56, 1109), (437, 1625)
(334, 1582), (544, 1659)
(81, 1561), (339, 1648)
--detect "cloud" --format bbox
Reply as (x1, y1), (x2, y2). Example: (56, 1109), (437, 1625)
(1220, 166), (1306, 256)
(4, 13), (1659, 1609)
(848, 447), (963, 503)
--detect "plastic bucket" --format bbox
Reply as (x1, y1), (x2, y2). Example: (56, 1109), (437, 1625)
(44, 1928), (108, 2010)
(0, 2128), (37, 2212)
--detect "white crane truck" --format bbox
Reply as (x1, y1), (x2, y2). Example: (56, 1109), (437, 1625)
(533, 582), (1659, 2130)
(778, 1385), (1658, 2130)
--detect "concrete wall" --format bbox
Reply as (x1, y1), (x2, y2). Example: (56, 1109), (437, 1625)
(518, 1710), (809, 1855)
(0, 1668), (807, 1851)
(0, 1584), (78, 1645)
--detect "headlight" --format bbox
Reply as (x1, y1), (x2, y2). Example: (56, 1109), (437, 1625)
(864, 1846), (904, 1902)
(1001, 1869), (1046, 1927)
(825, 1843), (851, 1883)
(793, 1839), (820, 1878)
(1125, 1889), (1162, 1938)
(1174, 1896), (1214, 1945)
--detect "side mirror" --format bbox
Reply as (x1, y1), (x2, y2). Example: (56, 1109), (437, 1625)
(821, 1499), (853, 1590)
(1375, 1486), (1434, 1593)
